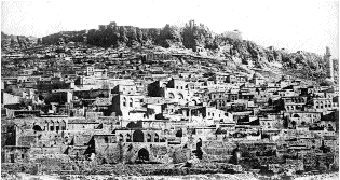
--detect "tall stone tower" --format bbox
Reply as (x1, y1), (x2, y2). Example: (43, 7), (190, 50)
(325, 46), (334, 81)
(189, 20), (195, 29)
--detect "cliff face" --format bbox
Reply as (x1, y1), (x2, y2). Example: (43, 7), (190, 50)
(181, 24), (213, 49)
(41, 23), (213, 49)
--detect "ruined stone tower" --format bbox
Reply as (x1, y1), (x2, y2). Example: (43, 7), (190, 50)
(325, 46), (334, 81)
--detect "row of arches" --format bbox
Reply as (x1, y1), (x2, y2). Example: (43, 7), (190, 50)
(118, 131), (163, 142)
(168, 93), (184, 100)
(314, 100), (333, 109)
(285, 105), (303, 111)
(289, 98), (305, 103)
(209, 100), (227, 108)
(122, 97), (134, 107)
(32, 121), (67, 132)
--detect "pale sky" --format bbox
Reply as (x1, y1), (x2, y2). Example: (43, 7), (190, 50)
(1, 0), (339, 58)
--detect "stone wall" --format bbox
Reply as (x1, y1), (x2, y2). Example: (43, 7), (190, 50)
(94, 139), (170, 164)
(202, 140), (236, 162)
(170, 148), (189, 164)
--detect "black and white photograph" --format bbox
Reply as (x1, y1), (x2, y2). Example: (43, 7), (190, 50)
(1, 0), (339, 179)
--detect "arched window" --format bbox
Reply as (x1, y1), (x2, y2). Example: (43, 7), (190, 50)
(168, 93), (175, 99)
(154, 133), (159, 142)
(123, 97), (126, 107)
(130, 98), (133, 107)
(45, 121), (49, 131)
(55, 121), (60, 132)
(50, 121), (55, 131)
(147, 134), (152, 142)
(126, 134), (132, 142)
(119, 134), (124, 142)
(178, 93), (184, 100)
(60, 120), (66, 130)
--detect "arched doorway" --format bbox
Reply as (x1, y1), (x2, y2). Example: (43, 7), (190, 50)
(133, 129), (145, 142)
(168, 93), (175, 99)
(32, 125), (42, 131)
(293, 114), (300, 117)
(137, 148), (149, 162)
(191, 99), (196, 106)
(32, 125), (42, 134)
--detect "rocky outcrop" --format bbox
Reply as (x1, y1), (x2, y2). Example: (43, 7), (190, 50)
(39, 21), (334, 81)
